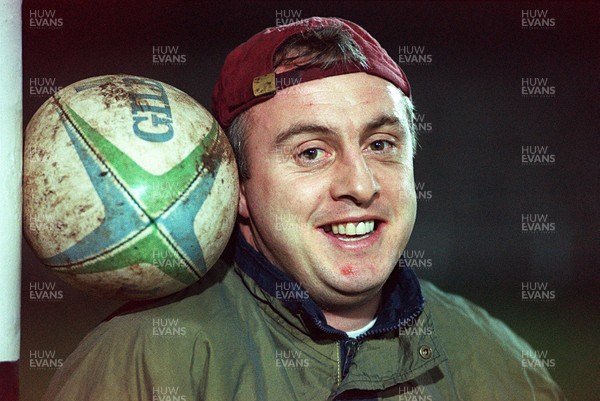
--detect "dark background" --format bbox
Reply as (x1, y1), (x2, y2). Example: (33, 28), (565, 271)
(21, 1), (598, 400)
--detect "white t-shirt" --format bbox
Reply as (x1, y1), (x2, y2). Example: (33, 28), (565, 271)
(345, 318), (377, 339)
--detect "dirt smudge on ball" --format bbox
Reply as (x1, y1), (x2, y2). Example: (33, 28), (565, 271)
(99, 81), (131, 109)
(200, 134), (226, 176)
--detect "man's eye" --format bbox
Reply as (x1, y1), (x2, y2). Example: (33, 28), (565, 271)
(298, 148), (325, 161)
(369, 140), (392, 152)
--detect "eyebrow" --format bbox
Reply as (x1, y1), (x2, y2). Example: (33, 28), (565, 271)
(274, 123), (335, 146)
(364, 114), (403, 133)
(273, 113), (404, 146)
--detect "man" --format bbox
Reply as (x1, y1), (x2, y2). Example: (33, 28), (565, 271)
(44, 17), (565, 400)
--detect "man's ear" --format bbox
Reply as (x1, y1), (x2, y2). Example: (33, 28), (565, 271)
(238, 181), (250, 219)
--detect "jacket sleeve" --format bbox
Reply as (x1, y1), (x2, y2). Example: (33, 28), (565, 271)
(42, 313), (207, 401)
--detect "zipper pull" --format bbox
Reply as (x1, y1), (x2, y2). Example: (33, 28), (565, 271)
(341, 338), (359, 378)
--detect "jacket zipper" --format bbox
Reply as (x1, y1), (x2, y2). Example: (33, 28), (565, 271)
(339, 338), (359, 380)
(337, 308), (424, 383)
(311, 306), (423, 389)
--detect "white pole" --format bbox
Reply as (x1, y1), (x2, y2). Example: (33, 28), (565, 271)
(0, 0), (23, 369)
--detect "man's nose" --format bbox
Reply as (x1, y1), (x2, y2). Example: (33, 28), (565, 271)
(330, 150), (381, 205)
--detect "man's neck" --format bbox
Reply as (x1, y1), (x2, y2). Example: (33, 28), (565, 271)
(322, 291), (381, 332)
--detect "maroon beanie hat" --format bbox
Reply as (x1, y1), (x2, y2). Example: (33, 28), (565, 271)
(211, 16), (411, 131)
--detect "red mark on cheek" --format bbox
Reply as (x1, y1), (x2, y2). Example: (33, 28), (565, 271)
(341, 265), (355, 276)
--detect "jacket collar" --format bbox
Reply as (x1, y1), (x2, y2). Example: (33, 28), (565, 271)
(233, 231), (425, 339)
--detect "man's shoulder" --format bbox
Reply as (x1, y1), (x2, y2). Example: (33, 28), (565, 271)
(44, 260), (251, 400)
(420, 280), (522, 342)
(53, 259), (251, 368)
(419, 279), (565, 399)
(420, 279), (528, 352)
(100, 259), (249, 338)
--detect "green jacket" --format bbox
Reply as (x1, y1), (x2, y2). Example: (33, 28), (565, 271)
(44, 243), (565, 401)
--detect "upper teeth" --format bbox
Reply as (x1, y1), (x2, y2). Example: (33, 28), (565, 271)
(327, 220), (375, 236)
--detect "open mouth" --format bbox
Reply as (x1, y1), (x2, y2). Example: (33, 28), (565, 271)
(322, 220), (380, 242)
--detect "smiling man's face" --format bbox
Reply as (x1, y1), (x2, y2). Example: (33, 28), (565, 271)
(238, 72), (416, 310)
